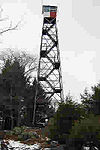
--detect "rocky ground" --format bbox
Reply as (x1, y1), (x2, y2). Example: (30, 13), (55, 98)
(1, 140), (65, 150)
(0, 129), (66, 150)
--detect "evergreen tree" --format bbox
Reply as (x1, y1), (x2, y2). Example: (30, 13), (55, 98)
(0, 50), (55, 128)
(81, 83), (100, 115)
(0, 59), (29, 128)
(69, 114), (100, 149)
(46, 95), (85, 143)
(1, 59), (28, 99)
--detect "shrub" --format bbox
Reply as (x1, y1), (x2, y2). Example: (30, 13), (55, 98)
(21, 132), (30, 140)
(12, 126), (27, 135)
(9, 126), (40, 141)
(20, 126), (27, 131)
(45, 100), (85, 144)
(12, 127), (22, 135)
(6, 131), (14, 135)
(18, 135), (23, 141)
(28, 131), (39, 138)
(69, 114), (100, 149)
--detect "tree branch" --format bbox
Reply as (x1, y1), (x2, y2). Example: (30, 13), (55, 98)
(0, 20), (21, 35)
(0, 6), (23, 35)
(24, 67), (37, 76)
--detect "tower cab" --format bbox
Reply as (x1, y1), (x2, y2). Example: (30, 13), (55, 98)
(42, 5), (57, 18)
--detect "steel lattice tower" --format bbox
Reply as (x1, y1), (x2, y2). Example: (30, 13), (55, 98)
(33, 5), (64, 124)
(33, 5), (64, 125)
(38, 5), (64, 105)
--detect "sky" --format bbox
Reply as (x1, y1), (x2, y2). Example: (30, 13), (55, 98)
(0, 0), (100, 103)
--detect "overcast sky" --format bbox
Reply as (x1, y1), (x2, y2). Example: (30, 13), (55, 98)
(0, 0), (100, 103)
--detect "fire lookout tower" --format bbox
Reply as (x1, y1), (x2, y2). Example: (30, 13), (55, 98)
(33, 5), (64, 125)
(37, 5), (64, 105)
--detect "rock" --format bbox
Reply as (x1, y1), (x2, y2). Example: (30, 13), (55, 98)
(50, 141), (58, 147)
(2, 140), (41, 150)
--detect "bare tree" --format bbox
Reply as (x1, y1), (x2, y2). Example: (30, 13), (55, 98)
(0, 7), (21, 35)
(0, 49), (37, 78)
